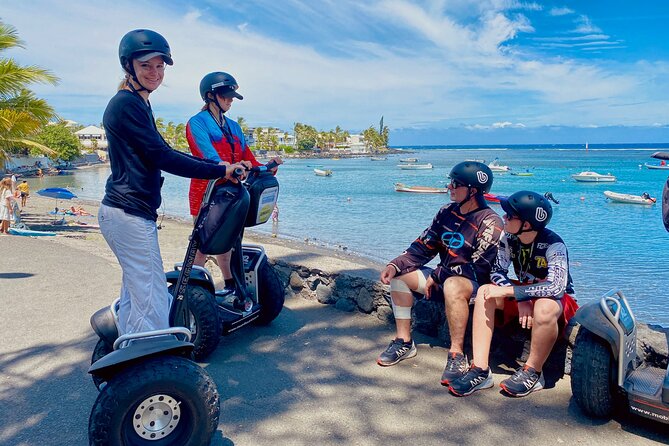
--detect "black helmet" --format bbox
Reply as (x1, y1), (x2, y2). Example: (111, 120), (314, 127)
(448, 161), (493, 194)
(119, 29), (173, 71)
(501, 190), (553, 230)
(199, 72), (243, 101)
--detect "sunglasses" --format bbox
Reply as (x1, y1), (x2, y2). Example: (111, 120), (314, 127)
(448, 180), (466, 189)
(503, 213), (519, 221)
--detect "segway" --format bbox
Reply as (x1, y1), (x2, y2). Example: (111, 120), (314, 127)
(570, 151), (669, 424)
(85, 167), (255, 445)
(163, 161), (284, 360)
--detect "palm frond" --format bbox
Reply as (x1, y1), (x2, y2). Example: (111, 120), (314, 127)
(0, 60), (59, 97)
(0, 22), (24, 52)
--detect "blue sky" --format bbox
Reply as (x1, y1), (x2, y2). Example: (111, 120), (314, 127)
(3, 0), (669, 145)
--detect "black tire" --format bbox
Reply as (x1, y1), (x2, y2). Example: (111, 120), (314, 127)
(91, 338), (113, 391)
(168, 285), (221, 361)
(88, 356), (220, 446)
(253, 259), (285, 325)
(570, 328), (617, 418)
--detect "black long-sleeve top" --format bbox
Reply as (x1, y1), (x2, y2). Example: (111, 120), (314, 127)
(102, 89), (229, 221)
(389, 203), (503, 285)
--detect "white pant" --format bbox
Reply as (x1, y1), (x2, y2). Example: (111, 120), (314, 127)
(99, 204), (172, 335)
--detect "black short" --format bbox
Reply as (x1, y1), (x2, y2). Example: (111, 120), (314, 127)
(20, 192), (27, 197)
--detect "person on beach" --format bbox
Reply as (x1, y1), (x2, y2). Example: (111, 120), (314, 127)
(99, 30), (246, 335)
(186, 71), (281, 308)
(0, 178), (14, 234)
(377, 161), (503, 385)
(17, 180), (30, 207)
(448, 191), (578, 397)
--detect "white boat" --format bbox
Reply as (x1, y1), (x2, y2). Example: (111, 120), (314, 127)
(314, 168), (333, 177)
(644, 163), (669, 170)
(398, 163), (433, 170)
(400, 158), (418, 163)
(394, 183), (448, 193)
(604, 190), (656, 205)
(571, 171), (616, 182)
(370, 156), (387, 161)
(488, 158), (510, 172)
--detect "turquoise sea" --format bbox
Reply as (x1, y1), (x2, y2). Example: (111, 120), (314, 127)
(32, 145), (669, 326)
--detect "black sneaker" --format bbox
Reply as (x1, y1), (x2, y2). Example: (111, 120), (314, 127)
(377, 338), (417, 366)
(448, 366), (494, 396)
(500, 365), (545, 397)
(440, 352), (469, 385)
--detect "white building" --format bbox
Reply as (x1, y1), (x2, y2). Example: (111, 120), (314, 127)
(75, 125), (108, 149)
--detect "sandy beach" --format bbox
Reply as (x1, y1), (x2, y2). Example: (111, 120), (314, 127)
(1, 194), (668, 445)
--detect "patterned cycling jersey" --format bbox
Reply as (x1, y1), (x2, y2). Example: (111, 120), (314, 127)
(186, 110), (262, 215)
(389, 203), (503, 285)
(491, 228), (575, 302)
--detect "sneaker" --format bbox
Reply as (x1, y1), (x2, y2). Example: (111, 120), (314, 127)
(440, 352), (469, 385)
(448, 366), (494, 396)
(500, 365), (545, 397)
(377, 338), (417, 366)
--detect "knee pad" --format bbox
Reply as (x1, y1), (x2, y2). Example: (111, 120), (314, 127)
(390, 278), (411, 294)
(390, 300), (412, 320)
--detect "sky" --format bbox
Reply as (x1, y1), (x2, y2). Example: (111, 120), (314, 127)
(3, 0), (669, 145)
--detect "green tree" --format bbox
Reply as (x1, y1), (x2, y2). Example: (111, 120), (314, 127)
(34, 122), (82, 162)
(0, 21), (59, 167)
(237, 116), (248, 135)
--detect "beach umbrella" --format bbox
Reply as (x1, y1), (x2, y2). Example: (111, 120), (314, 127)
(37, 188), (77, 222)
(37, 188), (77, 200)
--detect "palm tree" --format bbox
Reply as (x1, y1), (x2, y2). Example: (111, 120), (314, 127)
(0, 21), (59, 167)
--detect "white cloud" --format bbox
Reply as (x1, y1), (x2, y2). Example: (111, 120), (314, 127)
(572, 15), (602, 34)
(549, 7), (574, 16)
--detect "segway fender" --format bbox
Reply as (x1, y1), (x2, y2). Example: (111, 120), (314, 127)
(572, 301), (621, 359)
(166, 269), (214, 294)
(90, 306), (119, 346)
(88, 336), (194, 380)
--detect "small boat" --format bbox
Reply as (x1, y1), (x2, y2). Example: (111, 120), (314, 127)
(314, 168), (333, 177)
(398, 163), (433, 170)
(370, 156), (387, 161)
(604, 190), (656, 205)
(488, 158), (510, 172)
(400, 158), (418, 163)
(510, 171), (534, 177)
(394, 183), (448, 193)
(644, 163), (669, 170)
(571, 171), (616, 182)
(483, 193), (506, 204)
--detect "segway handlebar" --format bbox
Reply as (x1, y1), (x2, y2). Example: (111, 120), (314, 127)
(248, 160), (280, 173)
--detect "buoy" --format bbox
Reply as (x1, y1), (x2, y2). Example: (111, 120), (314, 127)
(580, 196), (585, 201)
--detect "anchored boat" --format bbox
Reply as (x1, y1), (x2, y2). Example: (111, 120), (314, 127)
(604, 190), (656, 205)
(571, 171), (616, 182)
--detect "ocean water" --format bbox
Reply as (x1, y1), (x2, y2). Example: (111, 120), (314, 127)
(32, 146), (669, 326)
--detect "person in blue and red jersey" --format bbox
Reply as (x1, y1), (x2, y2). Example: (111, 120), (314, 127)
(187, 71), (281, 300)
(448, 190), (578, 397)
(377, 161), (503, 386)
(100, 30), (245, 335)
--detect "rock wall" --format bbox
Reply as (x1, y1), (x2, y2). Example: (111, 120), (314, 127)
(271, 260), (668, 371)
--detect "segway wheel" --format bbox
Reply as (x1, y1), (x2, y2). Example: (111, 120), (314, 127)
(570, 327), (617, 418)
(254, 259), (285, 325)
(91, 338), (113, 391)
(89, 355), (220, 446)
(169, 285), (220, 361)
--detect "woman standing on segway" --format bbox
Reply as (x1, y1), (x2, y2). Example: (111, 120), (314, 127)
(186, 71), (282, 310)
(100, 30), (246, 335)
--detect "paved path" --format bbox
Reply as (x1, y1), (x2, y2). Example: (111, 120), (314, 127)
(1, 235), (667, 445)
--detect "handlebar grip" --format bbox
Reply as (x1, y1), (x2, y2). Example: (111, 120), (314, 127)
(265, 160), (279, 170)
(232, 167), (245, 178)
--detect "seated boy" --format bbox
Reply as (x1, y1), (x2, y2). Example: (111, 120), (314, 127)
(448, 190), (577, 397)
